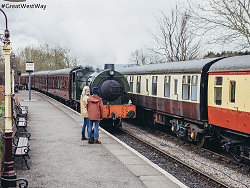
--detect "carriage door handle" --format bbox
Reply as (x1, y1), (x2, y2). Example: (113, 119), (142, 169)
(233, 107), (238, 111)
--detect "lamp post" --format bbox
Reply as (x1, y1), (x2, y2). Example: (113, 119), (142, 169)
(0, 8), (17, 187)
(17, 71), (21, 90)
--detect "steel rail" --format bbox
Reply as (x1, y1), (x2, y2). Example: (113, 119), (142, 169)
(121, 128), (229, 188)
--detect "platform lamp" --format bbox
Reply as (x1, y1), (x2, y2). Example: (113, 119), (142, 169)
(0, 7), (15, 188)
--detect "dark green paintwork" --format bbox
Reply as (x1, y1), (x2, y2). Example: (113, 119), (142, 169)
(90, 70), (129, 92)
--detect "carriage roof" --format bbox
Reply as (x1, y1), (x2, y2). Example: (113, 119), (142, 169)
(209, 55), (250, 72)
(117, 58), (218, 74)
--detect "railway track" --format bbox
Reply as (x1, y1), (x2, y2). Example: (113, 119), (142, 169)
(118, 127), (238, 188)
(148, 125), (250, 175)
(153, 127), (249, 166)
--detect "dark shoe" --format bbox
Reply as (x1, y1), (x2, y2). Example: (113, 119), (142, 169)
(81, 132), (87, 140)
(88, 138), (94, 144)
(94, 140), (101, 144)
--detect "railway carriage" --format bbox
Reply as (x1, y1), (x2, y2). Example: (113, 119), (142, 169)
(20, 73), (29, 90)
(33, 71), (50, 92)
(119, 55), (250, 161)
(207, 56), (250, 161)
(119, 58), (223, 145)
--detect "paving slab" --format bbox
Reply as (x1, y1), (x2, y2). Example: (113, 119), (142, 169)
(14, 90), (187, 188)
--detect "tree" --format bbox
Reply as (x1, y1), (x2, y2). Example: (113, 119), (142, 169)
(150, 6), (201, 62)
(129, 48), (164, 65)
(129, 49), (147, 65)
(193, 0), (250, 50)
(204, 50), (250, 58)
(16, 44), (78, 73)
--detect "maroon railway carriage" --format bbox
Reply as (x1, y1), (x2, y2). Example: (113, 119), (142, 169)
(118, 58), (223, 146)
(19, 73), (29, 90)
(32, 71), (50, 93)
(47, 69), (71, 101)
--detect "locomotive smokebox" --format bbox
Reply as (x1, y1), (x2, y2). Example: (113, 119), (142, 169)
(104, 64), (115, 70)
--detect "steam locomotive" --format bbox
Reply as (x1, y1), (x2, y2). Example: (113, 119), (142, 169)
(20, 65), (136, 126)
(118, 55), (250, 162)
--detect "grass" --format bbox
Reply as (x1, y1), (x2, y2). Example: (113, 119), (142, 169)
(0, 102), (4, 115)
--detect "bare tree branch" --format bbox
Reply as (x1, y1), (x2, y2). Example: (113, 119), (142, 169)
(191, 0), (250, 50)
(150, 6), (201, 62)
(15, 44), (78, 73)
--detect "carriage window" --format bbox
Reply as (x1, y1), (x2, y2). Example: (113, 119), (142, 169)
(182, 76), (191, 100)
(143, 79), (147, 93)
(136, 76), (141, 93)
(129, 76), (134, 92)
(215, 77), (223, 85)
(191, 76), (198, 101)
(72, 72), (76, 83)
(174, 79), (178, 95)
(230, 81), (236, 103)
(214, 77), (223, 105)
(164, 76), (171, 97)
(152, 76), (158, 95)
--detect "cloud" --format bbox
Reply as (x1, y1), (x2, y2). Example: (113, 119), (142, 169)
(1, 0), (180, 67)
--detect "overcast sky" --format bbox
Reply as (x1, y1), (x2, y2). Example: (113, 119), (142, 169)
(1, 0), (196, 68)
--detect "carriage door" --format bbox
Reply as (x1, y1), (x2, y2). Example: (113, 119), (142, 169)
(71, 71), (76, 100)
(171, 77), (180, 115)
(236, 75), (250, 134)
(226, 79), (237, 131)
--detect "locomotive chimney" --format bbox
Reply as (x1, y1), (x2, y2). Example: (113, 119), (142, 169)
(104, 64), (114, 71)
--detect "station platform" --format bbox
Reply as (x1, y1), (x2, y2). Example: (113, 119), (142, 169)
(15, 90), (187, 188)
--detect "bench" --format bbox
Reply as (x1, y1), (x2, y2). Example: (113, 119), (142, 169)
(16, 117), (29, 133)
(13, 96), (28, 119)
(17, 106), (28, 118)
(12, 125), (30, 169)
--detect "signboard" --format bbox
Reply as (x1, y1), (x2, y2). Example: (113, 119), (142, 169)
(26, 62), (34, 72)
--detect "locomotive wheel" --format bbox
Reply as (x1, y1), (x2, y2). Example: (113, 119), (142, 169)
(114, 120), (122, 128)
(196, 133), (205, 148)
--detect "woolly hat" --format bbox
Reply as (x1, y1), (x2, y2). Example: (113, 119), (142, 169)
(92, 87), (99, 95)
(82, 86), (90, 96)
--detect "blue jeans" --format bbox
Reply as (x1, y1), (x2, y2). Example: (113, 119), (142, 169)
(82, 117), (90, 137)
(88, 120), (100, 140)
